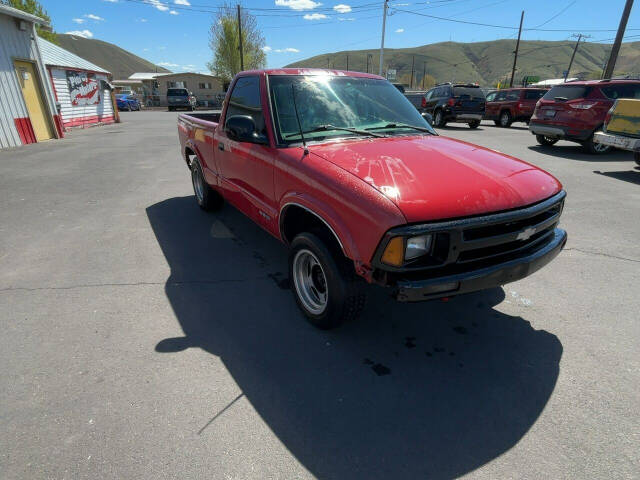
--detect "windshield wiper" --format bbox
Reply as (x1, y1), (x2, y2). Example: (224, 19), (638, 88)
(285, 124), (385, 139)
(366, 123), (434, 134)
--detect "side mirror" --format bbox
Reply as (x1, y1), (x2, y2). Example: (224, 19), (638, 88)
(225, 115), (267, 144)
(421, 112), (433, 126)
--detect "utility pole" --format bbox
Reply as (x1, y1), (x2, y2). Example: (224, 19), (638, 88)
(422, 61), (426, 89)
(346, 54), (349, 71)
(237, 4), (244, 71)
(410, 55), (415, 89)
(327, 58), (330, 69)
(603, 0), (634, 79)
(366, 54), (371, 73)
(509, 10), (524, 88)
(379, 0), (389, 76)
(565, 34), (584, 81)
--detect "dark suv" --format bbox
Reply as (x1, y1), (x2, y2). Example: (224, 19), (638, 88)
(485, 88), (547, 127)
(167, 88), (197, 111)
(423, 83), (486, 128)
(529, 79), (640, 154)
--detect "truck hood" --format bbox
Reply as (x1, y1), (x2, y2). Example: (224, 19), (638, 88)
(308, 135), (562, 223)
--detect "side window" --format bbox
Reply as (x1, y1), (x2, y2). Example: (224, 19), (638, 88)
(495, 91), (508, 101)
(524, 90), (545, 100)
(506, 90), (520, 100)
(225, 76), (266, 136)
(486, 91), (497, 102)
(425, 90), (434, 100)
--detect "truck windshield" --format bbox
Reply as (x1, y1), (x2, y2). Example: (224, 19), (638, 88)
(268, 75), (435, 144)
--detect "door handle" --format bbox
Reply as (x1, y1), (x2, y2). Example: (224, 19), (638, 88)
(218, 142), (224, 151)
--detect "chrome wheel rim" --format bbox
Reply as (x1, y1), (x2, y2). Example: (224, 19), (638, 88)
(593, 142), (609, 153)
(292, 249), (328, 315)
(435, 111), (442, 125)
(192, 165), (204, 203)
(500, 113), (509, 126)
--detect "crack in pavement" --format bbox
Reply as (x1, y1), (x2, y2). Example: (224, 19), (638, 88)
(563, 248), (640, 264)
(0, 277), (267, 293)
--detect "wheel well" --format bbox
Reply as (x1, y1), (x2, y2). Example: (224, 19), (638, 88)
(280, 205), (344, 256)
(184, 147), (195, 168)
(500, 108), (511, 116)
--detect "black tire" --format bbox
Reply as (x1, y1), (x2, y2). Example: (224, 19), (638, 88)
(289, 232), (366, 329)
(582, 135), (612, 155)
(493, 120), (501, 126)
(433, 109), (446, 128)
(536, 134), (558, 146)
(191, 157), (223, 211)
(635, 151), (640, 166)
(168, 106), (174, 112)
(499, 110), (512, 128)
(468, 120), (480, 129)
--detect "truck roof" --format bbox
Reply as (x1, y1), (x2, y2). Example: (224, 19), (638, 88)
(237, 68), (385, 80)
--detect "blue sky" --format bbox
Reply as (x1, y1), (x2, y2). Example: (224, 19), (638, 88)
(44, 0), (640, 77)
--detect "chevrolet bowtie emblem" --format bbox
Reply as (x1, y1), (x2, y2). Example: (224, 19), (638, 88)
(516, 227), (536, 241)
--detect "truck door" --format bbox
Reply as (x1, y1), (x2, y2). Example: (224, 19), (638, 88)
(214, 75), (276, 230)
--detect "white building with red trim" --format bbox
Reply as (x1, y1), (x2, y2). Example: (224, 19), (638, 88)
(38, 37), (117, 129)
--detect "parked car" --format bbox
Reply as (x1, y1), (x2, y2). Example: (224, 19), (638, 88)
(422, 83), (486, 128)
(529, 79), (640, 154)
(167, 88), (197, 111)
(485, 88), (547, 127)
(593, 98), (640, 165)
(115, 93), (141, 111)
(177, 69), (567, 329)
(404, 91), (428, 112)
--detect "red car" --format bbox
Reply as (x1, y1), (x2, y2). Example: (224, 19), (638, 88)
(529, 79), (640, 154)
(485, 88), (547, 127)
(178, 69), (567, 329)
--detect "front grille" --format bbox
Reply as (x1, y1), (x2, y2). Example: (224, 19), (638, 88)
(374, 191), (565, 276)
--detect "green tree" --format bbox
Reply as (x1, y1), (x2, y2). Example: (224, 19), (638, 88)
(2, 0), (58, 43)
(207, 3), (266, 81)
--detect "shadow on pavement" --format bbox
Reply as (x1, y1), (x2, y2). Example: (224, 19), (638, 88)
(594, 168), (640, 185)
(147, 196), (562, 480)
(528, 144), (630, 162)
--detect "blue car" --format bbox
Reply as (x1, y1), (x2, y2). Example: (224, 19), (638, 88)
(115, 94), (141, 111)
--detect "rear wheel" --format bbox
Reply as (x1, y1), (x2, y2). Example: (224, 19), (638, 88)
(191, 157), (223, 211)
(433, 109), (446, 127)
(289, 232), (365, 329)
(536, 134), (558, 146)
(468, 120), (480, 129)
(582, 135), (612, 155)
(499, 110), (512, 128)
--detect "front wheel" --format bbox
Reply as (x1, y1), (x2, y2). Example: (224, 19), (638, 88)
(289, 232), (366, 329)
(582, 135), (612, 155)
(468, 120), (480, 129)
(536, 134), (558, 146)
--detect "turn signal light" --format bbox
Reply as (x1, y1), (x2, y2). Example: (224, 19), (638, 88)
(381, 237), (404, 266)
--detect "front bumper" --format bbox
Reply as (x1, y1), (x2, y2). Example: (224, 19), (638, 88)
(593, 131), (640, 152)
(394, 228), (567, 302)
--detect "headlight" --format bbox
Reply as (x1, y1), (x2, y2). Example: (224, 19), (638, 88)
(381, 234), (433, 266)
(405, 234), (433, 260)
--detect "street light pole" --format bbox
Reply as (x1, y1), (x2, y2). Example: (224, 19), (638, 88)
(379, 0), (389, 77)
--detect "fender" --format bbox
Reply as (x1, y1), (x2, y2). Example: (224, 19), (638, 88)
(278, 193), (360, 262)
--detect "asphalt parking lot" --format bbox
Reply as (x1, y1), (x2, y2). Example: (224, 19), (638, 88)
(1, 111), (638, 479)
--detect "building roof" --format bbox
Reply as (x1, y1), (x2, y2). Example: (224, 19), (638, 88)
(38, 37), (109, 74)
(160, 72), (222, 79)
(128, 72), (170, 80)
(0, 4), (49, 26)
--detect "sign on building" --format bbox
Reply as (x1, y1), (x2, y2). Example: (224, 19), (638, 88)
(66, 70), (100, 106)
(386, 69), (397, 81)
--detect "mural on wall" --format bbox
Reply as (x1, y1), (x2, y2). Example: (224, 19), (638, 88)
(66, 71), (100, 106)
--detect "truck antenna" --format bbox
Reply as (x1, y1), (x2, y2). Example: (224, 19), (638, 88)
(291, 83), (309, 155)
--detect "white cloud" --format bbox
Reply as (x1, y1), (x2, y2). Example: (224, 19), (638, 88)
(143, 48), (150, 51)
(72, 18), (85, 24)
(338, 17), (354, 21)
(169, 10), (178, 14)
(84, 14), (104, 21)
(138, 18), (148, 22)
(333, 4), (351, 13)
(144, 0), (169, 11)
(174, 0), (190, 4)
(274, 47), (300, 53)
(303, 13), (327, 20)
(102, 0), (118, 2)
(158, 61), (179, 67)
(395, 28), (404, 33)
(65, 30), (94, 38)
(262, 46), (273, 52)
(275, 0), (321, 11)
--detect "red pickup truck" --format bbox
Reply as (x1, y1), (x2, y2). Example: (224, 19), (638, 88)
(177, 69), (567, 329)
